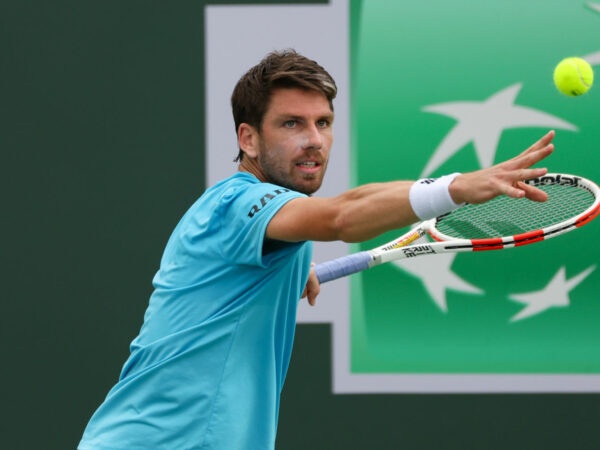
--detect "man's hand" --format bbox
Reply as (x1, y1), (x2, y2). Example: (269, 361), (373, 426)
(449, 130), (555, 205)
(301, 263), (320, 306)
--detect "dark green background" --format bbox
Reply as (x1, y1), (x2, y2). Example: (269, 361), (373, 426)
(3, 1), (599, 448)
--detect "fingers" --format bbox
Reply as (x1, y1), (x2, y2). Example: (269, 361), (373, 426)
(518, 167), (549, 182)
(502, 164), (551, 201)
(302, 264), (321, 306)
(519, 130), (555, 156)
(536, 129), (555, 149)
(519, 181), (549, 202)
(306, 289), (319, 306)
(451, 131), (556, 204)
(503, 180), (549, 201)
(497, 133), (554, 193)
(504, 130), (554, 172)
(511, 143), (554, 171)
(305, 281), (320, 306)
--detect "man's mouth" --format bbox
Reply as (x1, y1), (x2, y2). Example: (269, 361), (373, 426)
(296, 161), (319, 168)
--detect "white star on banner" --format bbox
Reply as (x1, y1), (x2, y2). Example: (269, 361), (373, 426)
(394, 84), (581, 314)
(582, 50), (600, 65)
(508, 265), (596, 322)
(421, 83), (577, 176)
(393, 253), (482, 313)
(588, 2), (600, 14)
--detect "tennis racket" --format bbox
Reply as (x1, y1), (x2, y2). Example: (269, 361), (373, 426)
(314, 173), (600, 283)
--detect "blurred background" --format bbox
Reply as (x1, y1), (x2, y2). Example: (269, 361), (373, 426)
(3, 1), (600, 448)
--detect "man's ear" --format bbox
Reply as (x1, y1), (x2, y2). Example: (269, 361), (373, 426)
(238, 123), (259, 159)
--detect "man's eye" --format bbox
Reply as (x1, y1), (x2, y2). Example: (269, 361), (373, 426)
(284, 120), (297, 128)
(317, 119), (330, 128)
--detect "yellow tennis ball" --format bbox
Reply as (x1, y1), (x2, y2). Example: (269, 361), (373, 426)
(553, 57), (594, 96)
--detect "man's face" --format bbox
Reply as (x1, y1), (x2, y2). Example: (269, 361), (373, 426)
(255, 88), (334, 195)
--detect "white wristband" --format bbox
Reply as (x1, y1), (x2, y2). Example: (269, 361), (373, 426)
(409, 173), (464, 220)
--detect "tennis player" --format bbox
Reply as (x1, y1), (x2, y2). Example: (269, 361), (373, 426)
(78, 49), (554, 449)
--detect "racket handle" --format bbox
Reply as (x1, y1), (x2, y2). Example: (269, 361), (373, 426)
(314, 252), (373, 283)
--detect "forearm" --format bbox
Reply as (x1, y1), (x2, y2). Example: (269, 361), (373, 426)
(266, 181), (418, 243)
(329, 181), (418, 242)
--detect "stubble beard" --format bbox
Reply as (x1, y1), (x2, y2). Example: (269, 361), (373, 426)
(258, 150), (325, 196)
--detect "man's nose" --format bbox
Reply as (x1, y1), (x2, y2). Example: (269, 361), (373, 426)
(304, 124), (323, 149)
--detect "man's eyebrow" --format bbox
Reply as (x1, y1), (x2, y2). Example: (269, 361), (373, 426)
(274, 111), (334, 121)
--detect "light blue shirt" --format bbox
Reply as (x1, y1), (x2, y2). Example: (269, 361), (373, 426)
(79, 172), (312, 449)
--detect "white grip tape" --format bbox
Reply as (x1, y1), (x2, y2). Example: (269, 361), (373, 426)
(409, 173), (464, 220)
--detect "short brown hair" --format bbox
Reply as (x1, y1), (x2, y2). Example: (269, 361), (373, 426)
(231, 49), (337, 162)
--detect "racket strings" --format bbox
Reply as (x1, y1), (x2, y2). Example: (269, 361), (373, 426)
(435, 183), (595, 239)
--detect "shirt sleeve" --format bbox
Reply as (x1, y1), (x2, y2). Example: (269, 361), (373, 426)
(216, 182), (306, 267)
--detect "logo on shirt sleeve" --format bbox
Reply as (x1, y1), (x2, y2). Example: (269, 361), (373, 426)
(247, 188), (291, 218)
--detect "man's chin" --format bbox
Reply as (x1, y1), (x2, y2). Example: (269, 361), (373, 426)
(294, 179), (323, 195)
(267, 174), (323, 195)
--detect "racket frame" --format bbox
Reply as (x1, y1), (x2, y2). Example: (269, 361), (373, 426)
(315, 173), (600, 283)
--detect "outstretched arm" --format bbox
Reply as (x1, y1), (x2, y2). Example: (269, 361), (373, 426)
(267, 130), (555, 244)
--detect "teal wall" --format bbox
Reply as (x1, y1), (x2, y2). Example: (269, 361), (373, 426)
(3, 1), (599, 448)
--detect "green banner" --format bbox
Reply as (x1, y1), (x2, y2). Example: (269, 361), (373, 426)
(351, 0), (600, 377)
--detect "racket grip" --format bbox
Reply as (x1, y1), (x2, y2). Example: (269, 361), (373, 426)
(314, 252), (373, 283)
